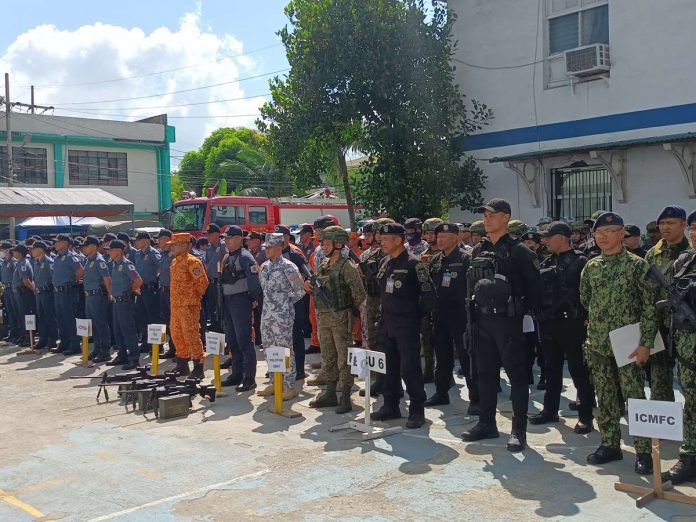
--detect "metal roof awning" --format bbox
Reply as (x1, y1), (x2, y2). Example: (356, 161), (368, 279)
(488, 132), (696, 163)
(0, 188), (134, 218)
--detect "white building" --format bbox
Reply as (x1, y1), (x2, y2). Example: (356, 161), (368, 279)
(0, 112), (175, 217)
(449, 0), (696, 230)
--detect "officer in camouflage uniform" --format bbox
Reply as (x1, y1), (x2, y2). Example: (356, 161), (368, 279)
(661, 209), (696, 484)
(645, 205), (689, 403)
(469, 220), (485, 245)
(257, 234), (308, 401)
(507, 220), (529, 240)
(420, 217), (443, 383)
(580, 211), (657, 475)
(306, 226), (366, 414)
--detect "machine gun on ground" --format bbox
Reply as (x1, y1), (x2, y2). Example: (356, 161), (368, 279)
(71, 367), (181, 401)
(119, 377), (217, 417)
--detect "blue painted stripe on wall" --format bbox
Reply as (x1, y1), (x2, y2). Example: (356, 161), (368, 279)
(462, 102), (696, 151)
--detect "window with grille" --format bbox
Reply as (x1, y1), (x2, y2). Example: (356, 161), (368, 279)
(551, 166), (612, 222)
(548, 1), (608, 55)
(68, 150), (128, 186)
(0, 146), (48, 184)
(211, 205), (246, 226)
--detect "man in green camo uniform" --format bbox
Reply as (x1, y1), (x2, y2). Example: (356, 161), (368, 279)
(580, 211), (658, 475)
(306, 226), (366, 414)
(661, 208), (696, 484)
(644, 205), (690, 402)
(420, 217), (443, 383)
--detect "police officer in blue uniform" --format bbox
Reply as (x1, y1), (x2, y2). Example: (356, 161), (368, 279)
(157, 229), (176, 358)
(51, 234), (84, 355)
(1, 242), (21, 344)
(117, 232), (139, 262)
(82, 235), (113, 363)
(133, 231), (161, 350)
(204, 223), (226, 331)
(31, 241), (58, 350)
(73, 237), (88, 319)
(11, 244), (36, 347)
(106, 240), (143, 370)
(220, 225), (262, 391)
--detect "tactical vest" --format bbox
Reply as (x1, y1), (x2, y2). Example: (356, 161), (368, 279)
(670, 250), (696, 331)
(361, 249), (384, 297)
(221, 251), (248, 295)
(539, 250), (584, 319)
(316, 257), (353, 311)
(468, 241), (521, 316)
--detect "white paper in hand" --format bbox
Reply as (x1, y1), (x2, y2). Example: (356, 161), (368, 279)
(609, 322), (664, 368)
(522, 315), (535, 333)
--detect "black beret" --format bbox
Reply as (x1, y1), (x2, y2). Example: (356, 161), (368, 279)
(379, 223), (405, 236)
(404, 218), (423, 229)
(275, 225), (291, 236)
(624, 224), (641, 238)
(116, 232), (132, 242)
(249, 231), (264, 241)
(592, 212), (624, 231)
(434, 222), (459, 235)
(197, 237), (209, 246)
(207, 223), (221, 234)
(103, 233), (117, 242)
(657, 205), (686, 223)
(135, 231), (151, 241)
(83, 235), (101, 247)
(224, 225), (243, 238)
(55, 233), (73, 245)
(159, 228), (172, 238)
(109, 239), (126, 250)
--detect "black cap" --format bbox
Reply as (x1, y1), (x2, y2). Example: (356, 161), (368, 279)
(103, 233), (117, 242)
(275, 225), (291, 236)
(688, 211), (696, 227)
(540, 221), (572, 238)
(32, 241), (49, 251)
(313, 216), (335, 229)
(300, 224), (313, 235)
(249, 231), (264, 241)
(379, 223), (405, 236)
(521, 231), (542, 243)
(197, 237), (209, 246)
(74, 237), (85, 247)
(592, 212), (624, 231)
(657, 205), (686, 223)
(362, 222), (374, 234)
(624, 224), (641, 238)
(159, 228), (172, 238)
(109, 239), (126, 250)
(207, 223), (221, 234)
(55, 233), (73, 245)
(475, 198), (512, 214)
(83, 235), (101, 247)
(135, 231), (151, 241)
(224, 225), (243, 238)
(403, 218), (423, 230)
(116, 232), (131, 243)
(11, 244), (29, 256)
(0, 240), (12, 249)
(434, 222), (459, 235)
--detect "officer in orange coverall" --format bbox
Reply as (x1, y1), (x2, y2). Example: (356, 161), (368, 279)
(169, 233), (209, 378)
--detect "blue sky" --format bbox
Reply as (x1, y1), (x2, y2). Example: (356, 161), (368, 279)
(0, 0), (292, 154)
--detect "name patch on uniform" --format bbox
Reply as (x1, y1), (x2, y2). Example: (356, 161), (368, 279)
(393, 269), (408, 274)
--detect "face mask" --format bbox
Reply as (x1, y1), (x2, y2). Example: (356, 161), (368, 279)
(406, 233), (420, 243)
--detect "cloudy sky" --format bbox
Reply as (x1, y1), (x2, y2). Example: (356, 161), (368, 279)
(0, 0), (290, 163)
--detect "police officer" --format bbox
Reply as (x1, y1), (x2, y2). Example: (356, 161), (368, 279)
(220, 225), (262, 391)
(11, 244), (35, 347)
(133, 231), (161, 350)
(404, 218), (429, 257)
(581, 210), (606, 259)
(530, 221), (595, 433)
(158, 229), (176, 359)
(0, 242), (21, 344)
(31, 241), (57, 350)
(204, 223), (227, 331)
(117, 232), (138, 262)
(106, 240), (143, 370)
(425, 223), (479, 413)
(51, 234), (84, 356)
(461, 198), (541, 452)
(371, 223), (436, 429)
(81, 236), (113, 363)
(247, 231), (267, 352)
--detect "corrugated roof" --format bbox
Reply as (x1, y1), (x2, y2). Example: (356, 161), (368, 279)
(488, 132), (696, 163)
(0, 188), (134, 218)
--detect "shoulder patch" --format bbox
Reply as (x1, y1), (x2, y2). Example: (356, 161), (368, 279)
(100, 261), (107, 269)
(414, 262), (429, 283)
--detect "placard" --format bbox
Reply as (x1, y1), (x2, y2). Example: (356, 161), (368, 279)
(24, 315), (36, 331)
(76, 318), (92, 337)
(147, 324), (166, 345)
(205, 331), (225, 356)
(522, 315), (535, 333)
(610, 323), (665, 367)
(266, 346), (290, 373)
(348, 347), (368, 378)
(628, 398), (683, 441)
(365, 350), (386, 374)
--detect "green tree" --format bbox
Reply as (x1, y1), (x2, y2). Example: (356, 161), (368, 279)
(170, 172), (185, 202)
(259, 0), (489, 223)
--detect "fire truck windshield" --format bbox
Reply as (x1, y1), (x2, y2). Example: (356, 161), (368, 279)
(171, 203), (205, 232)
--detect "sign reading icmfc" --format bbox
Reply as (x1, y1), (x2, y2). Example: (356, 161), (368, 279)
(76, 318), (92, 337)
(205, 332), (225, 356)
(147, 324), (166, 345)
(628, 398), (683, 441)
(266, 346), (289, 373)
(348, 348), (368, 378)
(24, 315), (36, 331)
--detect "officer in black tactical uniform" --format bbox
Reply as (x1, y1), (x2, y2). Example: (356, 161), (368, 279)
(529, 221), (595, 434)
(370, 223), (436, 429)
(461, 198), (541, 452)
(424, 223), (479, 414)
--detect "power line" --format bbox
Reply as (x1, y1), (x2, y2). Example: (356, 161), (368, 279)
(51, 92), (271, 112)
(15, 43), (284, 89)
(54, 108), (262, 120)
(451, 57), (543, 70)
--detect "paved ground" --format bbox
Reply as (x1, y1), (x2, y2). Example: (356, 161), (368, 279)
(1, 343), (695, 521)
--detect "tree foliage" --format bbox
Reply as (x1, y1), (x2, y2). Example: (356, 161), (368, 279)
(259, 0), (490, 222)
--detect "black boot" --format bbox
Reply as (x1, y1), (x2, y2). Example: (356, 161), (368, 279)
(587, 445), (622, 465)
(424, 393), (450, 407)
(176, 357), (191, 376)
(406, 407), (425, 429)
(528, 411), (559, 425)
(190, 360), (204, 380)
(635, 453), (653, 475)
(507, 416), (527, 452)
(665, 455), (696, 484)
(461, 423), (499, 442)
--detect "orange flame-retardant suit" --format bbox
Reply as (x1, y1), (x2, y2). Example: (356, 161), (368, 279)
(169, 234), (209, 361)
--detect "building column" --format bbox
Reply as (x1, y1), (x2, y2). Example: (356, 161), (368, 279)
(53, 142), (64, 187)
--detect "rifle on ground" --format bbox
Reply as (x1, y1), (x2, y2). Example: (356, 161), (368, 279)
(120, 377), (216, 417)
(71, 368), (181, 401)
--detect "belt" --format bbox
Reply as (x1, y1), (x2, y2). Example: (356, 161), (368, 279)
(13, 287), (31, 294)
(113, 294), (133, 303)
(142, 282), (159, 292)
(36, 286), (53, 293)
(54, 284), (77, 293)
(476, 306), (510, 316)
(85, 289), (105, 297)
(159, 284), (170, 290)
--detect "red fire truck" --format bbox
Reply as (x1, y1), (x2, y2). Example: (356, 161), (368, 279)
(168, 191), (352, 237)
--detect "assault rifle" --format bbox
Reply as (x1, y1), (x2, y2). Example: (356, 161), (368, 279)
(71, 368), (181, 401)
(300, 263), (333, 309)
(120, 378), (216, 417)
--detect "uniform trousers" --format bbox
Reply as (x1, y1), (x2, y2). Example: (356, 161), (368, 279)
(85, 293), (111, 356)
(35, 291), (57, 347)
(317, 309), (353, 388)
(113, 297), (140, 365)
(171, 305), (204, 361)
(379, 328), (426, 415)
(223, 293), (256, 385)
(54, 287), (80, 351)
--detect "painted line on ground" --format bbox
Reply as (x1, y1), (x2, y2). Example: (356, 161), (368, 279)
(87, 468), (271, 521)
(0, 488), (53, 520)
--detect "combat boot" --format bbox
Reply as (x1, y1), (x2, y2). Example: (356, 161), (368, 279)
(282, 388), (299, 401)
(507, 416), (527, 452)
(309, 381), (338, 408)
(190, 360), (205, 380)
(257, 384), (275, 397)
(335, 387), (353, 414)
(587, 445), (622, 465)
(461, 423), (499, 442)
(306, 372), (328, 386)
(665, 455), (696, 484)
(176, 357), (191, 376)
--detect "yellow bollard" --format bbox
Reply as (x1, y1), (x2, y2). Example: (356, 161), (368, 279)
(151, 344), (160, 375)
(213, 354), (222, 392)
(273, 371), (283, 414)
(81, 336), (89, 365)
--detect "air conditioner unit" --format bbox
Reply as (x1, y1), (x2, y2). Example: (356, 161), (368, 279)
(565, 44), (610, 77)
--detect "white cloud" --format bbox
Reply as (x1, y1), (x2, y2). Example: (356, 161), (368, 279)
(0, 7), (271, 163)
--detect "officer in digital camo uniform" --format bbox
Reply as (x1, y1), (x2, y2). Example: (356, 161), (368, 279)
(257, 233), (308, 401)
(644, 205), (690, 403)
(661, 209), (696, 484)
(307, 226), (366, 414)
(579, 211), (657, 475)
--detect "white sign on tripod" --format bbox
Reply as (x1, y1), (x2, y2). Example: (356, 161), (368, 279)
(628, 399), (683, 441)
(205, 332), (225, 356)
(348, 347), (368, 379)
